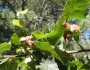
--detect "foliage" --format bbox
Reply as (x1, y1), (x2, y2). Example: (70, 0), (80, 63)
(62, 0), (90, 21)
(0, 0), (90, 70)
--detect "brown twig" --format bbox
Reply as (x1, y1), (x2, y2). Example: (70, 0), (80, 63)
(0, 55), (17, 58)
(75, 40), (84, 50)
(27, 49), (40, 64)
(0, 54), (28, 58)
(67, 49), (90, 54)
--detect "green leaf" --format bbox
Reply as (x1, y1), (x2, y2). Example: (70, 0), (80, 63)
(42, 25), (49, 34)
(67, 63), (77, 70)
(54, 47), (70, 63)
(35, 42), (64, 64)
(33, 51), (44, 61)
(32, 30), (46, 39)
(46, 16), (65, 46)
(18, 61), (27, 67)
(7, 59), (18, 70)
(11, 29), (25, 45)
(0, 42), (11, 54)
(28, 59), (38, 70)
(73, 31), (80, 41)
(71, 59), (84, 69)
(16, 49), (22, 53)
(80, 20), (86, 30)
(81, 64), (90, 70)
(11, 33), (22, 45)
(0, 59), (18, 70)
(0, 58), (9, 65)
(62, 0), (90, 21)
(0, 61), (8, 70)
(12, 19), (24, 27)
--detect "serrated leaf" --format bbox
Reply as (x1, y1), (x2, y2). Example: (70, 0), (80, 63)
(0, 42), (11, 54)
(62, 0), (90, 21)
(12, 19), (24, 27)
(35, 42), (64, 64)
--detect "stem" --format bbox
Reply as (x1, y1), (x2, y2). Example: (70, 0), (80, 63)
(67, 49), (90, 54)
(0, 54), (28, 58)
(1, 49), (90, 58)
(75, 40), (84, 50)
(27, 49), (40, 64)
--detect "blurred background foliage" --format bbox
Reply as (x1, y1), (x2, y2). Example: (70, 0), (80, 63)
(0, 0), (90, 62)
(0, 0), (66, 43)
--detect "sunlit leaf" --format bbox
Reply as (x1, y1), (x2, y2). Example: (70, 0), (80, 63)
(0, 42), (11, 54)
(17, 9), (28, 16)
(12, 19), (24, 27)
(80, 20), (86, 30)
(11, 33), (22, 45)
(18, 61), (27, 67)
(72, 31), (80, 41)
(32, 30), (46, 39)
(11, 29), (25, 45)
(35, 42), (64, 64)
(0, 58), (9, 65)
(46, 16), (65, 46)
(71, 59), (84, 69)
(16, 49), (22, 53)
(62, 0), (90, 21)
(42, 25), (49, 34)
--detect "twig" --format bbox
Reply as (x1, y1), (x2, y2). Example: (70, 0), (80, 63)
(0, 55), (17, 58)
(73, 37), (84, 50)
(1, 49), (90, 58)
(75, 40), (84, 50)
(27, 49), (40, 64)
(0, 54), (28, 58)
(67, 49), (90, 54)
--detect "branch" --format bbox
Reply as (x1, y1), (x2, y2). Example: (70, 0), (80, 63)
(27, 49), (40, 64)
(75, 40), (84, 50)
(67, 49), (90, 54)
(0, 54), (28, 58)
